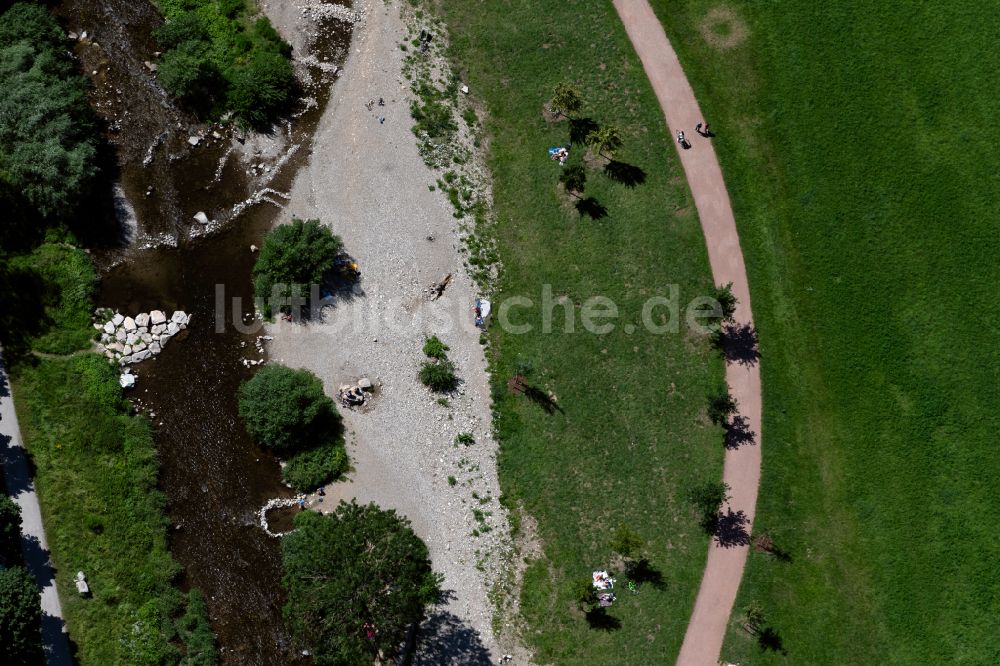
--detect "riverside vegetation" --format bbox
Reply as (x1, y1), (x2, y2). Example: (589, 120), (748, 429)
(651, 0), (1000, 662)
(430, 0), (726, 662)
(0, 3), (215, 664)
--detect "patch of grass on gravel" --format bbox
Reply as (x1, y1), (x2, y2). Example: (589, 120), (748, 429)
(12, 355), (212, 665)
(433, 1), (725, 662)
(650, 1), (1000, 663)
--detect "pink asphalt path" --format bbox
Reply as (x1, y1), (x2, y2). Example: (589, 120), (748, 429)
(611, 1), (763, 664)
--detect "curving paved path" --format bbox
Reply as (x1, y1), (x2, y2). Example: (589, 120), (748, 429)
(611, 1), (763, 664)
(0, 350), (73, 666)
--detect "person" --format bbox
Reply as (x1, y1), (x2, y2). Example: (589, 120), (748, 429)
(378, 97), (385, 106)
(695, 122), (702, 133)
(677, 130), (686, 145)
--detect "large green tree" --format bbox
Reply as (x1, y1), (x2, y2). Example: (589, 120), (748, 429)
(252, 217), (342, 315)
(0, 566), (42, 665)
(0, 494), (22, 564)
(0, 3), (97, 220)
(282, 504), (441, 665)
(238, 364), (339, 452)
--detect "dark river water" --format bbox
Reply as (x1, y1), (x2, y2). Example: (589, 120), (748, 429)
(51, 0), (352, 662)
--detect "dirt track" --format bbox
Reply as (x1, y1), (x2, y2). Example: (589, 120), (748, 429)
(611, 1), (764, 664)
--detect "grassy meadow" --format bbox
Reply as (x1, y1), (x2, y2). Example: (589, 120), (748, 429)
(648, 1), (1000, 663)
(435, 0), (726, 662)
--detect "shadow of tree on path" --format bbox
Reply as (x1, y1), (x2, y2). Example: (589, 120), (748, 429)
(724, 414), (756, 450)
(714, 508), (751, 548)
(717, 322), (760, 366)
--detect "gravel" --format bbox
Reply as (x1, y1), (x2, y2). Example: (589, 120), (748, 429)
(262, 1), (527, 662)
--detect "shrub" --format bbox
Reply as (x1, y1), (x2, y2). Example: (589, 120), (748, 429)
(153, 12), (208, 50)
(177, 589), (217, 666)
(0, 566), (42, 664)
(282, 441), (348, 492)
(282, 503), (442, 664)
(455, 432), (474, 446)
(571, 576), (597, 611)
(609, 524), (644, 560)
(0, 5), (96, 218)
(419, 360), (458, 392)
(237, 365), (340, 452)
(157, 40), (221, 109)
(250, 17), (292, 57)
(550, 81), (583, 117)
(0, 494), (22, 563)
(252, 218), (342, 316)
(227, 49), (296, 128)
(711, 282), (738, 322)
(422, 335), (449, 359)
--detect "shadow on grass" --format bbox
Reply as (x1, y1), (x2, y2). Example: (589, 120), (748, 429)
(724, 414), (756, 450)
(625, 558), (666, 590)
(0, 262), (49, 362)
(569, 117), (599, 144)
(714, 508), (751, 548)
(758, 627), (787, 654)
(604, 160), (647, 187)
(575, 197), (608, 220)
(522, 385), (563, 414)
(585, 607), (621, 631)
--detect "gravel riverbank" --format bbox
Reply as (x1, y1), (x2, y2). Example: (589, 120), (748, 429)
(262, 1), (527, 662)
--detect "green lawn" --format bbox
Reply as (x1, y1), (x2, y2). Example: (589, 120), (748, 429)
(648, 1), (1000, 663)
(435, 1), (725, 662)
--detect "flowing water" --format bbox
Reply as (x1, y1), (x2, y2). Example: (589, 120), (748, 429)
(51, 0), (353, 661)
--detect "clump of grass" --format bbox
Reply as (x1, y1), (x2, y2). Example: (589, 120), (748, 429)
(419, 360), (458, 392)
(455, 432), (475, 445)
(447, 475), (457, 486)
(422, 335), (450, 359)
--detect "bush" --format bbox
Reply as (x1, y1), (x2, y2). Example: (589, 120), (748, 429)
(571, 576), (597, 611)
(157, 40), (221, 109)
(609, 524), (644, 560)
(419, 360), (458, 392)
(177, 589), (216, 666)
(282, 504), (441, 664)
(153, 12), (208, 50)
(422, 335), (449, 360)
(252, 217), (342, 316)
(238, 364), (340, 452)
(0, 494), (22, 564)
(227, 49), (296, 128)
(0, 4), (97, 218)
(0, 566), (42, 665)
(455, 432), (474, 446)
(282, 441), (347, 492)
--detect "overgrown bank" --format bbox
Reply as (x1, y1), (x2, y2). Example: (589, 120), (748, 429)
(431, 0), (725, 662)
(650, 1), (1000, 663)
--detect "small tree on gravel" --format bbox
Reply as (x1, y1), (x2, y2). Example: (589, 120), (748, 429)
(687, 480), (730, 533)
(253, 217), (343, 317)
(585, 124), (623, 160)
(238, 364), (340, 452)
(281, 503), (441, 664)
(419, 335), (459, 392)
(559, 165), (587, 198)
(550, 81), (583, 117)
(0, 566), (42, 664)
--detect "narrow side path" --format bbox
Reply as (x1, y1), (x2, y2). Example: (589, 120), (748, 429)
(611, 2), (763, 664)
(0, 350), (73, 666)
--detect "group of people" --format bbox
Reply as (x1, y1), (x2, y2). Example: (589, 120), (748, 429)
(676, 121), (711, 149)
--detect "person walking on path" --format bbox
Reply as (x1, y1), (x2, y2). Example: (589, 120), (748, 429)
(611, 1), (762, 664)
(0, 349), (73, 666)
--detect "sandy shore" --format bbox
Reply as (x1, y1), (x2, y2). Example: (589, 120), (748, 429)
(262, 1), (524, 662)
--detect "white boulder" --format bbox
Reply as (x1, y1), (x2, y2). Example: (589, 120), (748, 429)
(103, 321), (116, 335)
(167, 321), (180, 336)
(170, 310), (189, 325)
(123, 316), (136, 332)
(150, 342), (161, 354)
(193, 211), (209, 225)
(135, 312), (150, 327)
(150, 310), (167, 325)
(112, 313), (124, 327)
(119, 373), (135, 389)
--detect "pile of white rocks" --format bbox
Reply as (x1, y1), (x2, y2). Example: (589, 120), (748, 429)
(95, 310), (191, 366)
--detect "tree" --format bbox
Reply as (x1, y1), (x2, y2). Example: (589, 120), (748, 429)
(0, 4), (96, 219)
(610, 524), (644, 561)
(0, 494), (22, 563)
(281, 504), (441, 664)
(227, 48), (296, 128)
(238, 364), (340, 452)
(157, 40), (221, 110)
(687, 481), (730, 533)
(712, 282), (738, 322)
(252, 217), (342, 316)
(570, 576), (598, 612)
(550, 81), (582, 117)
(0, 566), (42, 665)
(153, 12), (209, 50)
(707, 388), (737, 426)
(585, 124), (623, 159)
(558, 165), (587, 197)
(741, 600), (766, 636)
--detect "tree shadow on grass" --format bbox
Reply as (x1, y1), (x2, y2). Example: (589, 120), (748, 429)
(522, 385), (563, 414)
(758, 627), (787, 655)
(604, 160), (646, 187)
(585, 607), (621, 631)
(724, 414), (756, 450)
(569, 117), (599, 144)
(625, 558), (666, 590)
(714, 508), (751, 548)
(715, 322), (760, 366)
(0, 262), (49, 362)
(575, 197), (608, 220)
